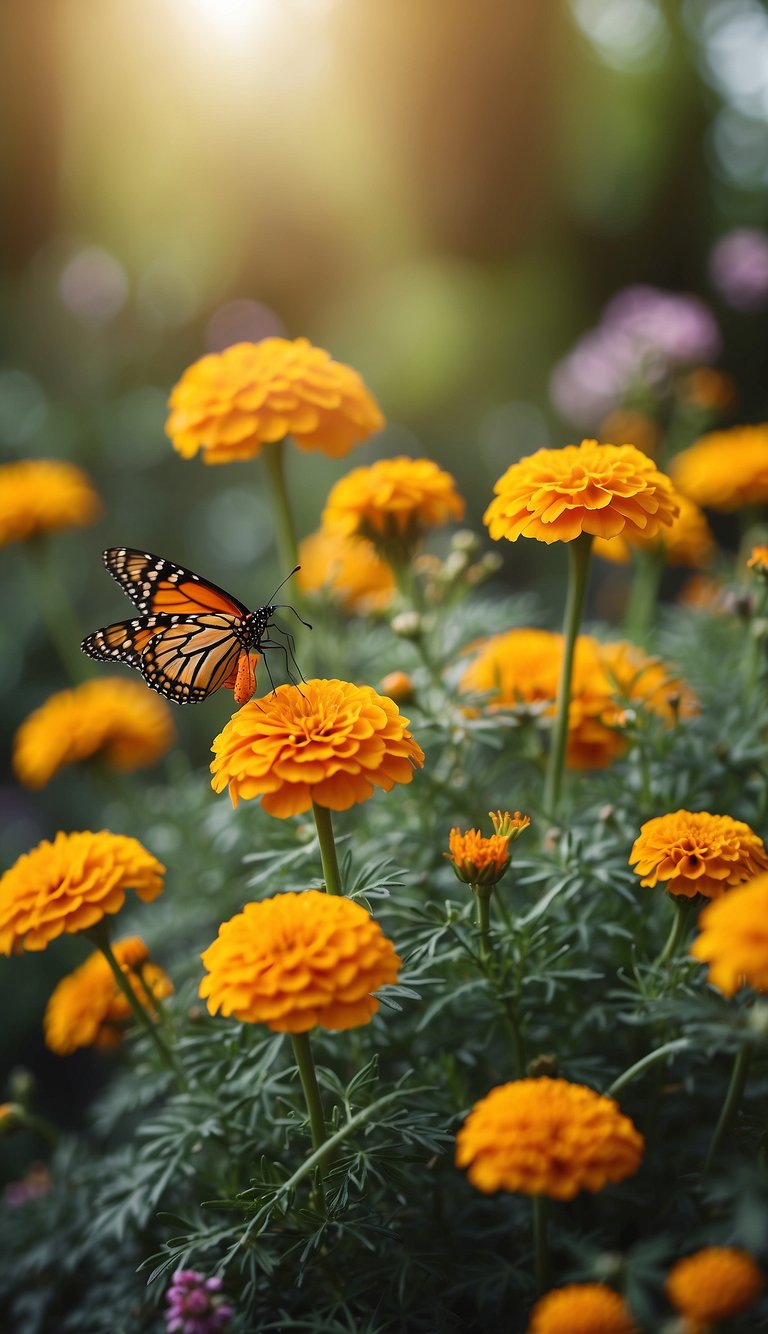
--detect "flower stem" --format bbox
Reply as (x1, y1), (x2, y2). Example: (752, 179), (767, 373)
(90, 927), (187, 1089)
(262, 439), (299, 575)
(25, 538), (90, 684)
(312, 801), (343, 895)
(543, 533), (593, 817)
(704, 1042), (752, 1175)
(655, 896), (695, 968)
(290, 1031), (328, 1171)
(605, 1037), (692, 1099)
(624, 545), (664, 646)
(475, 889), (492, 963)
(532, 1194), (550, 1294)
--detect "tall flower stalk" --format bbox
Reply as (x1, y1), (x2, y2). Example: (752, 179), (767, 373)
(543, 532), (593, 816)
(312, 801), (344, 896)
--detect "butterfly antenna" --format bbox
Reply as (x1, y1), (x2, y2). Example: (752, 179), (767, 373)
(267, 566), (301, 604)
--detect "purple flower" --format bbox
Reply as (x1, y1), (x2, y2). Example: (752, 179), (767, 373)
(602, 286), (721, 364)
(549, 325), (640, 429)
(165, 1270), (234, 1334)
(709, 228), (768, 311)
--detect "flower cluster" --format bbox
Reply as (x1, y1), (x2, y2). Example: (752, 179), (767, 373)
(13, 679), (175, 789)
(527, 1284), (636, 1334)
(296, 528), (395, 613)
(671, 425), (768, 511)
(446, 811), (530, 888)
(44, 936), (173, 1054)
(322, 456), (465, 550)
(0, 460), (102, 546)
(0, 831), (165, 953)
(210, 678), (424, 816)
(665, 1247), (763, 1325)
(200, 890), (400, 1032)
(165, 1269), (234, 1334)
(166, 337), (384, 463)
(455, 1078), (644, 1199)
(709, 227), (768, 311)
(484, 440), (679, 546)
(691, 874), (768, 994)
(629, 811), (768, 900)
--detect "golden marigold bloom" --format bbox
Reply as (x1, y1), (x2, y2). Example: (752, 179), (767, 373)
(600, 641), (697, 727)
(748, 544), (768, 577)
(678, 573), (727, 612)
(12, 679), (175, 790)
(0, 832), (165, 954)
(166, 338), (384, 464)
(527, 1283), (637, 1334)
(593, 493), (715, 568)
(671, 425), (768, 511)
(321, 456), (465, 547)
(0, 460), (102, 547)
(447, 828), (511, 888)
(296, 528), (395, 614)
(377, 671), (414, 702)
(199, 889), (400, 1033)
(678, 366), (738, 413)
(665, 1247), (763, 1324)
(210, 679), (425, 816)
(691, 874), (768, 994)
(629, 811), (768, 901)
(484, 440), (679, 546)
(43, 936), (173, 1054)
(455, 1077), (644, 1200)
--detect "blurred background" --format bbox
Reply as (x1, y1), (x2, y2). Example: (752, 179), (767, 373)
(2, 0), (768, 1139)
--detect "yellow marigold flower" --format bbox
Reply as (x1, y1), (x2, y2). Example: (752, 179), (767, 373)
(484, 440), (679, 546)
(678, 366), (738, 413)
(12, 679), (175, 790)
(747, 544), (768, 577)
(600, 641), (697, 726)
(321, 456), (465, 547)
(455, 1077), (644, 1199)
(678, 573), (727, 612)
(671, 425), (768, 511)
(666, 1247), (763, 1324)
(630, 811), (768, 901)
(166, 338), (383, 464)
(593, 493), (715, 568)
(200, 889), (400, 1033)
(0, 831), (165, 954)
(0, 460), (101, 547)
(691, 873), (768, 994)
(377, 671), (414, 702)
(43, 936), (173, 1054)
(527, 1283), (637, 1334)
(296, 528), (395, 614)
(446, 828), (511, 888)
(210, 678), (425, 817)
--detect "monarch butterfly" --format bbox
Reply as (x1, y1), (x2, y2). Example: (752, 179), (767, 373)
(81, 547), (309, 705)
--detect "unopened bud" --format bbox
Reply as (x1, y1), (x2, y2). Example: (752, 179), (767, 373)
(391, 611), (423, 639)
(451, 529), (481, 555)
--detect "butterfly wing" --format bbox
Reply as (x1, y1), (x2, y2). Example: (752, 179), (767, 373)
(138, 614), (244, 703)
(81, 614), (178, 668)
(103, 548), (250, 618)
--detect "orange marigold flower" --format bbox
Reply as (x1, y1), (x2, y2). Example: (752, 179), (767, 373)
(210, 679), (425, 816)
(671, 425), (768, 511)
(447, 828), (512, 888)
(678, 367), (738, 413)
(747, 544), (768, 577)
(484, 440), (679, 546)
(0, 460), (101, 547)
(678, 573), (727, 612)
(377, 671), (415, 702)
(166, 338), (383, 464)
(455, 1077), (644, 1199)
(666, 1247), (763, 1324)
(629, 811), (768, 901)
(199, 889), (400, 1033)
(600, 641), (697, 726)
(691, 874), (768, 994)
(527, 1283), (637, 1334)
(12, 679), (175, 790)
(593, 493), (715, 568)
(43, 936), (173, 1054)
(321, 456), (465, 547)
(0, 832), (165, 954)
(296, 529), (395, 614)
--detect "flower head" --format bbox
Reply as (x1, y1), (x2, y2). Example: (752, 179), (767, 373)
(484, 440), (679, 546)
(200, 890), (400, 1033)
(600, 641), (697, 727)
(602, 286), (721, 365)
(671, 426), (768, 511)
(321, 456), (465, 550)
(166, 338), (383, 464)
(296, 528), (395, 613)
(710, 227), (768, 311)
(13, 679), (175, 789)
(377, 671), (415, 702)
(165, 1269), (234, 1334)
(0, 832), (165, 954)
(0, 460), (102, 547)
(489, 809), (531, 842)
(748, 545), (768, 578)
(456, 1077), (643, 1199)
(593, 493), (715, 568)
(527, 1283), (637, 1334)
(691, 874), (768, 994)
(629, 811), (768, 901)
(446, 829), (512, 889)
(665, 1247), (763, 1325)
(210, 679), (424, 817)
(44, 936), (173, 1054)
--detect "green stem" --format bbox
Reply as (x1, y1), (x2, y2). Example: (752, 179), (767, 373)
(623, 545), (664, 646)
(704, 1042), (752, 1174)
(605, 1038), (692, 1099)
(312, 801), (343, 895)
(25, 538), (90, 684)
(655, 896), (695, 968)
(90, 928), (187, 1089)
(532, 1195), (550, 1294)
(262, 439), (299, 575)
(290, 1031), (328, 1167)
(543, 533), (593, 817)
(474, 889), (492, 963)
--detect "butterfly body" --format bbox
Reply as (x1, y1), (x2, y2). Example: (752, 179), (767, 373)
(82, 548), (305, 705)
